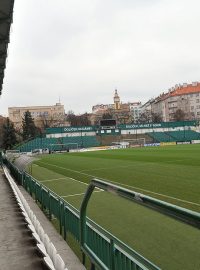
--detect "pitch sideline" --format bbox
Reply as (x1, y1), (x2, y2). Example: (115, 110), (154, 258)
(36, 161), (200, 208)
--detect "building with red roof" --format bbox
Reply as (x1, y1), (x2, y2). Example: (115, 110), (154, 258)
(147, 82), (200, 122)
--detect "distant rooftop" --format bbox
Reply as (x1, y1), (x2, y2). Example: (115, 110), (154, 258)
(170, 82), (200, 97)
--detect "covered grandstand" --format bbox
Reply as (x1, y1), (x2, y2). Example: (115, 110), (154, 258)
(15, 120), (200, 152)
(0, 0), (15, 95)
(147, 130), (200, 143)
(18, 136), (100, 152)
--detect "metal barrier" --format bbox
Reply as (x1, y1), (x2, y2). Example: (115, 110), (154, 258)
(80, 179), (200, 270)
(0, 151), (2, 166)
(4, 158), (200, 270)
(3, 158), (162, 270)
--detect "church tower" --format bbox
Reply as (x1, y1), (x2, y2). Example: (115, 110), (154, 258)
(114, 89), (120, 110)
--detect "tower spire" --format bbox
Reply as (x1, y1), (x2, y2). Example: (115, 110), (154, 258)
(114, 89), (120, 110)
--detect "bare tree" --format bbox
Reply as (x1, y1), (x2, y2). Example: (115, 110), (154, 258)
(66, 111), (91, 126)
(173, 109), (185, 121)
(152, 113), (162, 123)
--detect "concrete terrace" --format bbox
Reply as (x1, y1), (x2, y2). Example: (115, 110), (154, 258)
(0, 168), (85, 270)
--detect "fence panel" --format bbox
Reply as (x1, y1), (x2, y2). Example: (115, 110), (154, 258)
(35, 182), (42, 203)
(86, 224), (110, 268)
(50, 194), (60, 219)
(4, 159), (163, 270)
(64, 205), (80, 242)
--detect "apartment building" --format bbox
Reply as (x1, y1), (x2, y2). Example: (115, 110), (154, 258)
(129, 102), (142, 122)
(143, 82), (200, 122)
(8, 103), (65, 130)
(165, 82), (200, 121)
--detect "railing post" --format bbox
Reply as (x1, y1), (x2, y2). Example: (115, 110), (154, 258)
(0, 151), (2, 166)
(49, 191), (52, 220)
(110, 239), (115, 270)
(80, 183), (95, 249)
(90, 262), (95, 270)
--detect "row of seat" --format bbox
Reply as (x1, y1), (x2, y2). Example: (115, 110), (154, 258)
(17, 136), (100, 152)
(3, 166), (68, 270)
(147, 130), (200, 142)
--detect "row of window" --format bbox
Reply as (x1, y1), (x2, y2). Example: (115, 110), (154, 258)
(29, 111), (49, 117)
(191, 105), (200, 110)
(189, 93), (199, 98)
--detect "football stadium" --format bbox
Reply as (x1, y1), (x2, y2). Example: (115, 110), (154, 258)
(1, 1), (200, 270)
(2, 120), (200, 270)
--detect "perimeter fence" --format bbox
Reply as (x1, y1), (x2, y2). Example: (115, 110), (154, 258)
(3, 157), (161, 270)
(3, 157), (200, 270)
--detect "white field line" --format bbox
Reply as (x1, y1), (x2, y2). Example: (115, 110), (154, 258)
(37, 161), (200, 207)
(61, 190), (103, 198)
(40, 177), (67, 183)
(79, 159), (186, 173)
(107, 181), (200, 207)
(38, 171), (102, 191)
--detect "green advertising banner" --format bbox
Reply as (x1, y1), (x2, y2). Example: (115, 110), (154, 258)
(119, 120), (198, 130)
(46, 121), (198, 134)
(46, 126), (96, 134)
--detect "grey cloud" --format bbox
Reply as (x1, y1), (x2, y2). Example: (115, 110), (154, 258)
(1, 0), (200, 115)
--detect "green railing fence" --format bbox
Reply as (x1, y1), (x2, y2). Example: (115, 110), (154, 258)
(4, 158), (200, 270)
(3, 158), (161, 270)
(80, 179), (200, 270)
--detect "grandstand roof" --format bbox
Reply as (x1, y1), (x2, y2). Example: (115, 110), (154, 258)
(0, 0), (15, 95)
(170, 82), (200, 97)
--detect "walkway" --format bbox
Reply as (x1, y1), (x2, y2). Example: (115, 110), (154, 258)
(0, 168), (85, 270)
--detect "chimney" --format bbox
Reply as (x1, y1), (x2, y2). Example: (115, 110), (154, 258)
(192, 81), (198, 86)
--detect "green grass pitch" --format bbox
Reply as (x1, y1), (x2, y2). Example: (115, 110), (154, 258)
(31, 144), (200, 270)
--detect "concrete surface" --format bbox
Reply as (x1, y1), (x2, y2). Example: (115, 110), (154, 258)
(0, 168), (44, 270)
(0, 168), (86, 270)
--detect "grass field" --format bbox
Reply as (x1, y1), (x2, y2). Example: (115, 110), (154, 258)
(31, 144), (200, 270)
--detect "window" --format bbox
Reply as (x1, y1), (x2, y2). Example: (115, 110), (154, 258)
(196, 99), (200, 103)
(197, 105), (200, 109)
(191, 106), (194, 110)
(196, 93), (199, 97)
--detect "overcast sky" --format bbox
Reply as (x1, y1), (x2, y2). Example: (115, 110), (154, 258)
(1, 0), (200, 116)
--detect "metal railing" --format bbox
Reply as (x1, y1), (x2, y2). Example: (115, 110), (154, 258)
(3, 158), (162, 270)
(4, 158), (200, 270)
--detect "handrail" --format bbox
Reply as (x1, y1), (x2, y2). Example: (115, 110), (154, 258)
(80, 179), (162, 270)
(80, 178), (200, 270)
(5, 158), (200, 270)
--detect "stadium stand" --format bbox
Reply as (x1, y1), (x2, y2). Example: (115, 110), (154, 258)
(0, 0), (15, 95)
(17, 136), (100, 152)
(147, 132), (174, 142)
(166, 130), (200, 141)
(147, 130), (200, 142)
(3, 165), (85, 270)
(3, 166), (69, 270)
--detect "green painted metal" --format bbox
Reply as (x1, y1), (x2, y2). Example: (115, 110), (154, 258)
(5, 159), (162, 270)
(4, 159), (200, 270)
(0, 151), (2, 166)
(119, 120), (198, 130)
(80, 180), (161, 270)
(80, 178), (200, 270)
(45, 121), (198, 135)
(46, 126), (96, 134)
